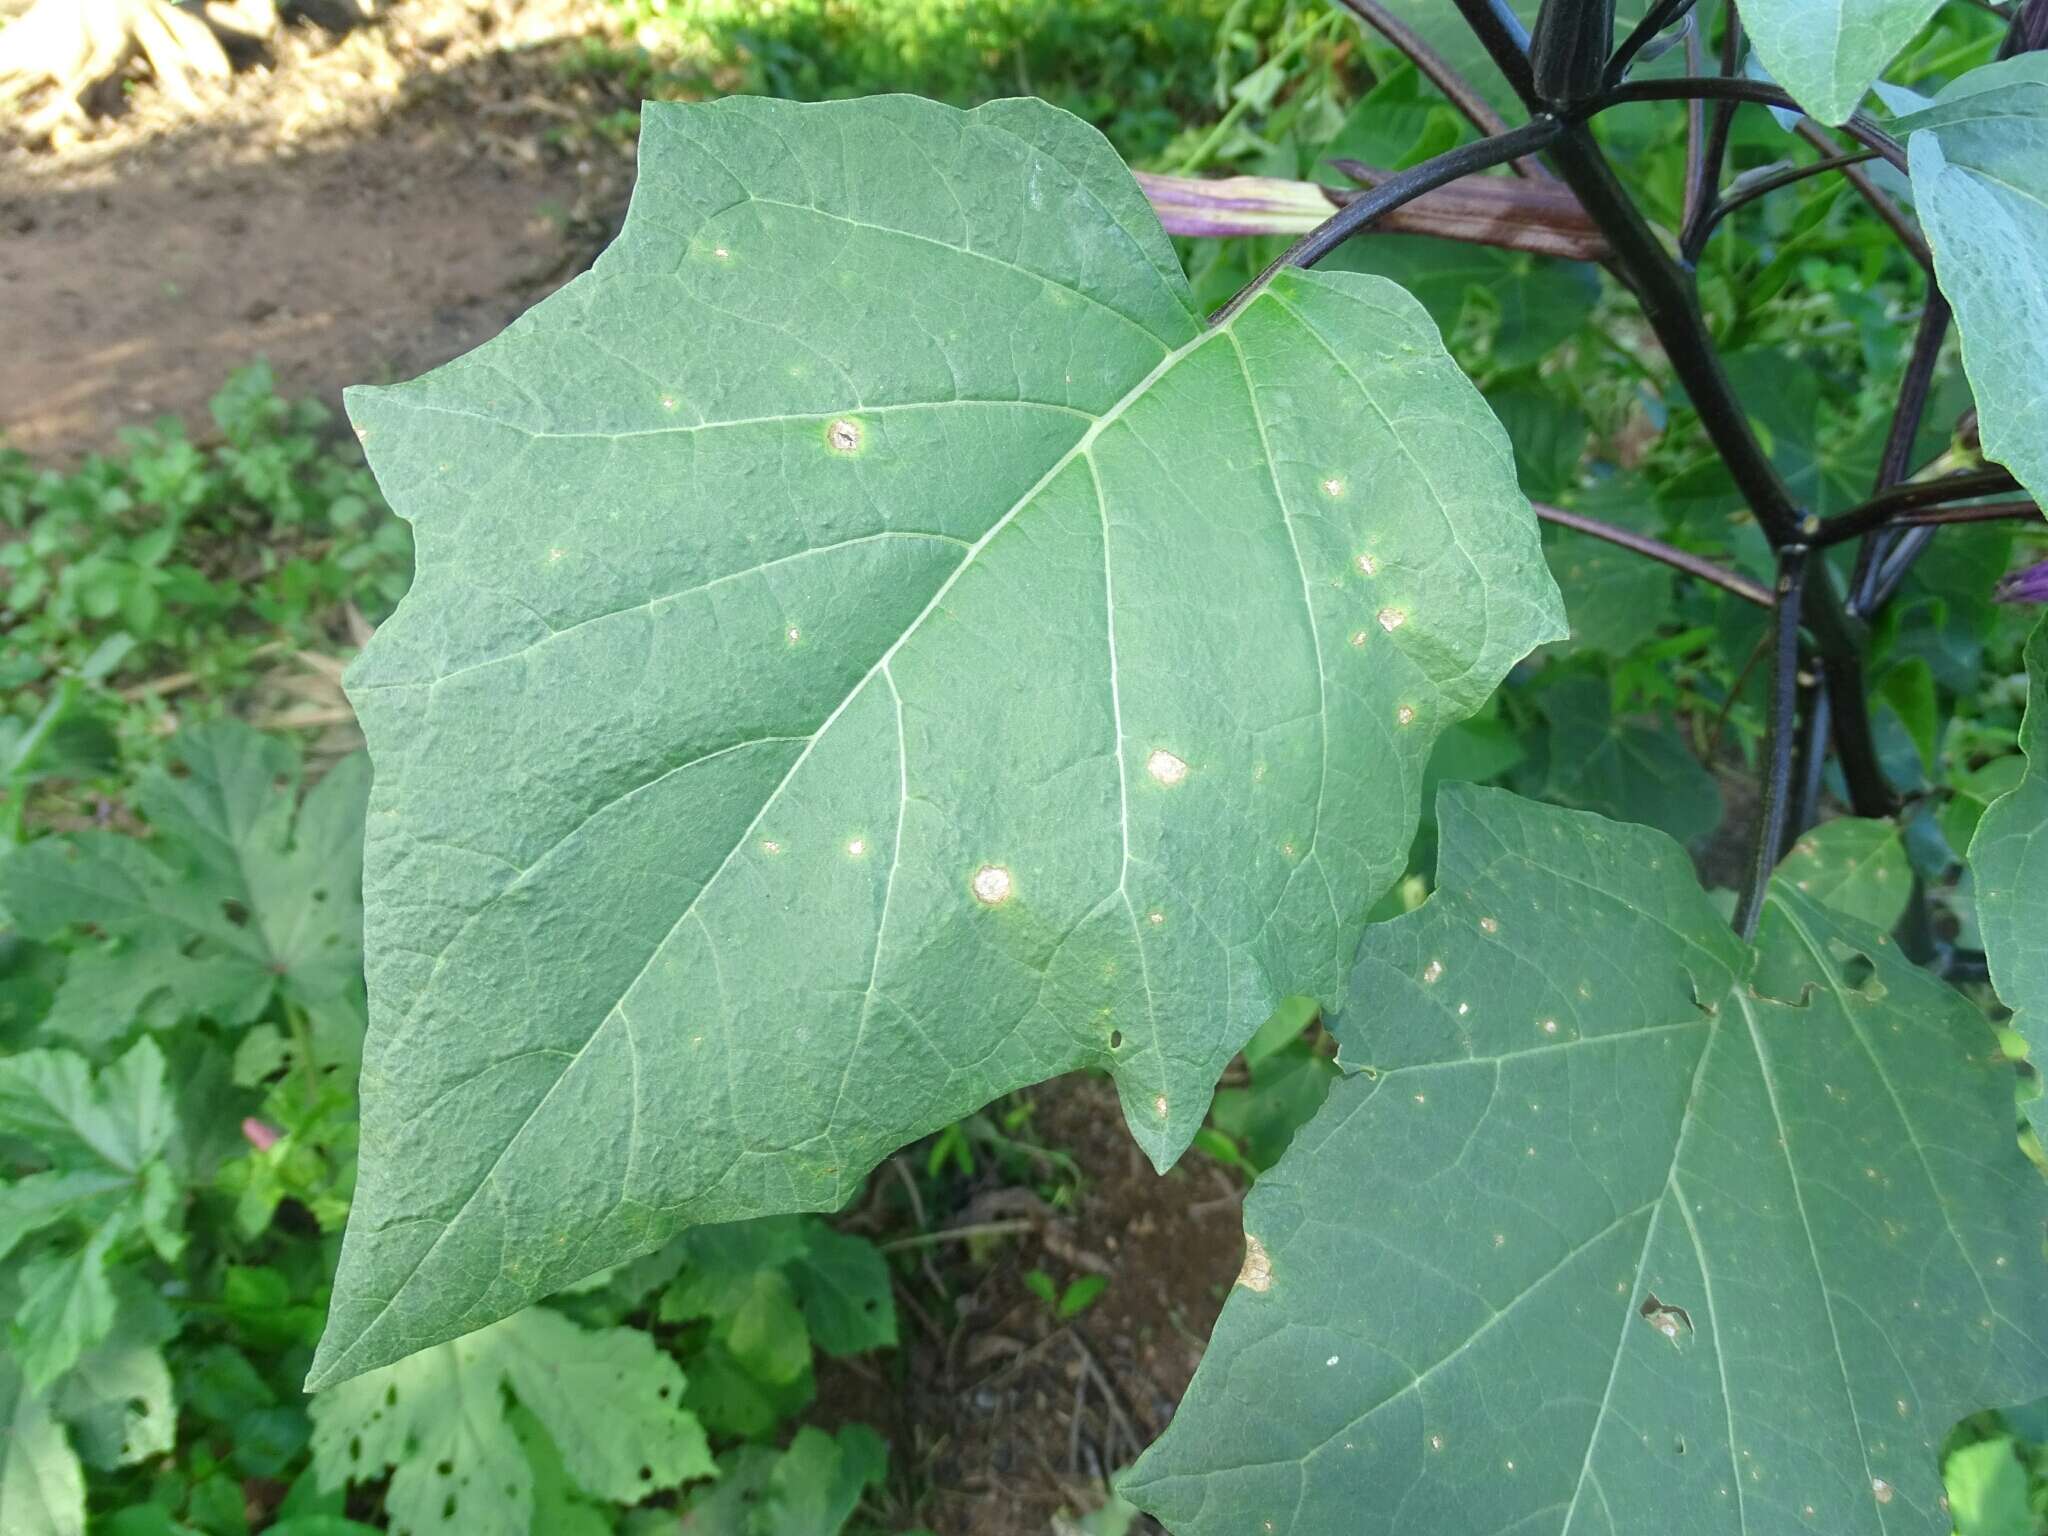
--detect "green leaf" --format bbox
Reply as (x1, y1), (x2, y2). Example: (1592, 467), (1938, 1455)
(682, 1427), (886, 1536)
(1741, 0), (1942, 126)
(1945, 1438), (2032, 1536)
(1538, 675), (1722, 844)
(309, 1307), (711, 1536)
(789, 1224), (897, 1357)
(1971, 617), (2048, 1124)
(0, 1355), (83, 1536)
(1125, 786), (2048, 1533)
(1895, 55), (2048, 514)
(0, 1039), (180, 1387)
(0, 723), (369, 1026)
(315, 94), (1563, 1385)
(53, 1325), (176, 1471)
(1777, 816), (1912, 932)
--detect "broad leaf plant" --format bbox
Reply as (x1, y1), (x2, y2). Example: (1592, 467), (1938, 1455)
(321, 1), (2048, 1530)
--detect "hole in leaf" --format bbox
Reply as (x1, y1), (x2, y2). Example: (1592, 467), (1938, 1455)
(1638, 1292), (1693, 1345)
(1109, 1030), (1123, 1050)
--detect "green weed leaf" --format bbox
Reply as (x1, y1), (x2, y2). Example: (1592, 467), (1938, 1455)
(308, 1307), (711, 1536)
(0, 722), (369, 1038)
(316, 94), (1562, 1384)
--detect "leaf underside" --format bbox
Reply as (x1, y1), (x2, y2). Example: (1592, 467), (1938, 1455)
(1741, 0), (1943, 126)
(314, 94), (1563, 1385)
(1971, 618), (2048, 1135)
(1894, 54), (2048, 516)
(1125, 787), (2048, 1535)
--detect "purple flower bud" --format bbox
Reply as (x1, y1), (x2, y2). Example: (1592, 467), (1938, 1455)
(1996, 558), (2048, 604)
(1135, 172), (1333, 239)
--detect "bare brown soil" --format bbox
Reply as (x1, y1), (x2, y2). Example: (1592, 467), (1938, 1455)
(826, 1074), (1245, 1536)
(1, 0), (639, 458)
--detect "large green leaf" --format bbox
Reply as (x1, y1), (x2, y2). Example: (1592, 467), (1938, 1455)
(1126, 786), (2048, 1534)
(313, 95), (1563, 1384)
(1971, 617), (2048, 1131)
(1894, 55), (2048, 515)
(1741, 0), (1942, 125)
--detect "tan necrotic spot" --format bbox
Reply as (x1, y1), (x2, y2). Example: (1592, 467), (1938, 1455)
(826, 418), (862, 453)
(1396, 705), (1416, 726)
(1378, 607), (1406, 632)
(1146, 749), (1189, 786)
(1356, 552), (1378, 576)
(1236, 1234), (1273, 1291)
(971, 865), (1012, 905)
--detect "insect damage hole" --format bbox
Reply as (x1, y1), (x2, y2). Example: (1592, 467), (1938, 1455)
(971, 865), (1013, 905)
(826, 417), (863, 454)
(1639, 1293), (1694, 1344)
(1146, 749), (1189, 786)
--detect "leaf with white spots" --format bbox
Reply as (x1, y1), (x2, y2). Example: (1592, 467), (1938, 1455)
(1125, 786), (2048, 1535)
(313, 95), (1563, 1386)
(1970, 617), (2048, 1136)
(1776, 816), (1911, 933)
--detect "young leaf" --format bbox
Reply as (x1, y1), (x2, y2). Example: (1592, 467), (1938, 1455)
(0, 1355), (83, 1536)
(0, 722), (370, 1028)
(308, 1307), (712, 1536)
(315, 94), (1564, 1385)
(1777, 816), (1911, 932)
(1125, 787), (2048, 1534)
(1741, 0), (1943, 126)
(1971, 617), (2048, 1128)
(789, 1224), (898, 1357)
(1894, 55), (2048, 514)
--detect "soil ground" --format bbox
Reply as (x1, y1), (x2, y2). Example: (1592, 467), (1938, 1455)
(2, 8), (1249, 1529)
(1, 0), (636, 459)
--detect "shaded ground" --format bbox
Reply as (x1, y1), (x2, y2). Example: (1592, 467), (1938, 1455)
(826, 1074), (1245, 1536)
(1, 0), (639, 458)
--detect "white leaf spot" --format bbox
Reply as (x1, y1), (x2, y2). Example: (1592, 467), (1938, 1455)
(1146, 749), (1189, 786)
(786, 626), (801, 644)
(846, 838), (866, 857)
(972, 865), (1012, 905)
(1396, 705), (1416, 726)
(761, 840), (782, 855)
(1147, 910), (1165, 926)
(1871, 1479), (1893, 1505)
(1153, 1094), (1169, 1117)
(1322, 477), (1345, 497)
(1378, 607), (1406, 632)
(1356, 552), (1377, 576)
(1540, 1019), (1558, 1036)
(1421, 960), (1444, 984)
(1325, 1355), (1340, 1367)
(1480, 916), (1499, 934)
